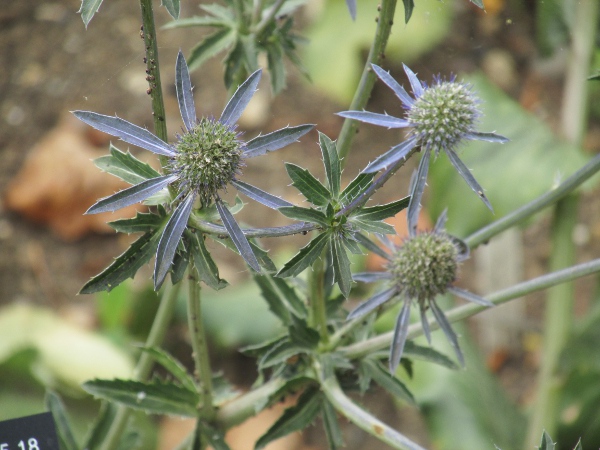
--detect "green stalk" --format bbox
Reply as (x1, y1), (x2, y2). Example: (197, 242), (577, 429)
(188, 269), (215, 422)
(310, 253), (329, 345)
(341, 258), (600, 360)
(525, 0), (598, 444)
(336, 0), (398, 165)
(100, 282), (181, 450)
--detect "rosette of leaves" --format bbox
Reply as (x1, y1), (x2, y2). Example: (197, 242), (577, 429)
(275, 132), (410, 298)
(163, 0), (309, 93)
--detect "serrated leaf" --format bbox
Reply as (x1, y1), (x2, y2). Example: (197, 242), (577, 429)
(83, 379), (199, 417)
(255, 275), (307, 324)
(289, 315), (320, 348)
(161, 0), (180, 19)
(350, 218), (396, 235)
(278, 205), (329, 226)
(319, 132), (341, 198)
(259, 339), (307, 369)
(190, 231), (228, 290)
(266, 41), (286, 94)
(362, 359), (415, 404)
(402, 341), (460, 370)
(353, 196), (410, 221)
(538, 430), (555, 450)
(340, 172), (375, 205)
(94, 144), (162, 185)
(244, 125), (314, 158)
(169, 248), (189, 285)
(277, 232), (329, 278)
(330, 234), (352, 298)
(188, 28), (236, 72)
(322, 399), (344, 449)
(175, 50), (196, 131)
(139, 347), (196, 392)
(216, 200), (261, 272)
(341, 234), (363, 255)
(240, 335), (287, 358)
(221, 68), (261, 127)
(79, 0), (104, 27)
(232, 180), (292, 209)
(45, 391), (78, 450)
(80, 230), (161, 294)
(285, 163), (331, 206)
(224, 40), (245, 89)
(109, 211), (164, 234)
(354, 233), (390, 259)
(255, 387), (322, 450)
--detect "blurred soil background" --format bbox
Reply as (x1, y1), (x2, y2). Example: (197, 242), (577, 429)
(1, 0), (600, 448)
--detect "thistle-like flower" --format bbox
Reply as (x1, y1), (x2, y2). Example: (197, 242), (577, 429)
(338, 64), (508, 234)
(74, 51), (313, 289)
(348, 209), (493, 373)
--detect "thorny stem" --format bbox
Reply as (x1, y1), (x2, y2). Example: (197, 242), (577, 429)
(188, 269), (215, 422)
(100, 282), (180, 450)
(341, 258), (600, 360)
(336, 0), (398, 166)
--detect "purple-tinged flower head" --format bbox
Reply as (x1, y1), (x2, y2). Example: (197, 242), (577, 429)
(337, 64), (508, 234)
(73, 50), (313, 290)
(348, 211), (493, 373)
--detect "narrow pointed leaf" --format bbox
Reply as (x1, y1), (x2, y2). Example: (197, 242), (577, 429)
(79, 0), (103, 27)
(266, 41), (286, 94)
(448, 286), (493, 307)
(362, 359), (415, 404)
(337, 111), (409, 129)
(402, 64), (424, 97)
(352, 271), (392, 283)
(187, 28), (236, 71)
(73, 111), (175, 156)
(154, 194), (195, 290)
(216, 200), (261, 271)
(353, 196), (410, 221)
(255, 275), (307, 325)
(220, 69), (261, 127)
(319, 132), (341, 198)
(175, 50), (196, 131)
(45, 392), (78, 450)
(345, 0), (356, 19)
(139, 347), (196, 392)
(80, 230), (161, 294)
(331, 234), (352, 297)
(351, 218), (395, 235)
(340, 172), (375, 204)
(420, 307), (431, 344)
(109, 211), (163, 234)
(538, 430), (555, 450)
(470, 0), (485, 9)
(407, 147), (431, 235)
(390, 300), (412, 373)
(363, 137), (418, 173)
(94, 144), (161, 185)
(198, 423), (231, 450)
(255, 387), (322, 450)
(466, 131), (509, 143)
(354, 232), (391, 260)
(342, 235), (363, 255)
(161, 0), (180, 19)
(433, 209), (448, 233)
(322, 399), (344, 449)
(430, 301), (464, 366)
(372, 64), (414, 107)
(285, 163), (331, 206)
(403, 341), (459, 370)
(244, 124), (314, 157)
(278, 205), (329, 226)
(277, 232), (329, 278)
(445, 148), (493, 211)
(83, 379), (198, 417)
(170, 249), (189, 285)
(163, 16), (231, 28)
(347, 287), (396, 319)
(231, 180), (292, 209)
(190, 231), (228, 290)
(402, 0), (415, 23)
(260, 340), (307, 369)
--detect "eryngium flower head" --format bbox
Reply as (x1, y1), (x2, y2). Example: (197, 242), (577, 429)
(338, 64), (508, 234)
(74, 51), (313, 289)
(347, 211), (493, 373)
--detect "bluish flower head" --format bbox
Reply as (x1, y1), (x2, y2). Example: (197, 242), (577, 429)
(73, 51), (313, 289)
(337, 64), (508, 234)
(348, 211), (494, 373)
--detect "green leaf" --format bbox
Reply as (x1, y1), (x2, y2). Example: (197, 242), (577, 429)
(403, 341), (460, 370)
(198, 422), (231, 450)
(266, 42), (286, 94)
(79, 0), (104, 28)
(259, 339), (307, 369)
(45, 391), (79, 450)
(190, 231), (228, 290)
(83, 402), (119, 450)
(353, 196), (410, 221)
(277, 232), (329, 278)
(330, 234), (352, 298)
(339, 172), (375, 205)
(161, 0), (180, 19)
(255, 275), (307, 325)
(285, 163), (331, 206)
(80, 230), (161, 294)
(278, 205), (329, 226)
(289, 316), (320, 348)
(163, 16), (231, 28)
(361, 359), (415, 405)
(589, 73), (600, 81)
(139, 347), (196, 392)
(224, 39), (245, 89)
(109, 211), (164, 234)
(319, 132), (341, 198)
(350, 218), (395, 235)
(170, 248), (189, 285)
(255, 387), (322, 450)
(469, 0), (484, 9)
(573, 439), (582, 450)
(321, 398), (344, 449)
(95, 144), (161, 185)
(402, 0), (415, 23)
(188, 28), (236, 72)
(83, 379), (199, 417)
(538, 431), (555, 450)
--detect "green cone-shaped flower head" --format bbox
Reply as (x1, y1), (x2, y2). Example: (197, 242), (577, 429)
(388, 231), (459, 305)
(171, 118), (243, 205)
(407, 80), (479, 156)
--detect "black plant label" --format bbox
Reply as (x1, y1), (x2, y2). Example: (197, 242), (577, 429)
(0, 413), (58, 450)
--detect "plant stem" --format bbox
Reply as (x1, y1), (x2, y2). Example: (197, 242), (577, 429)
(336, 0), (398, 165)
(341, 258), (600, 360)
(525, 0), (598, 444)
(315, 361), (426, 450)
(310, 254), (329, 344)
(100, 282), (181, 450)
(188, 269), (215, 422)
(464, 152), (600, 249)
